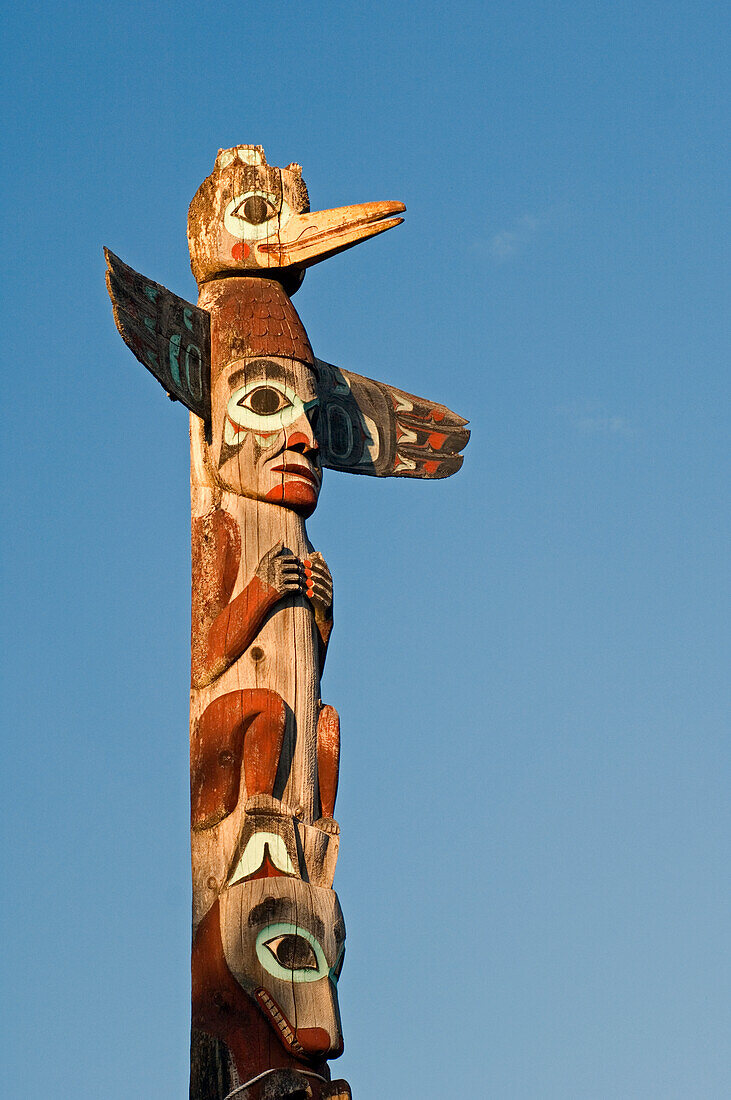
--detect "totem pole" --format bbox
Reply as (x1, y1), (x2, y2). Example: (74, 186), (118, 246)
(105, 145), (469, 1100)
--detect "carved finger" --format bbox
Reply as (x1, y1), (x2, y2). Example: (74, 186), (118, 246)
(308, 586), (332, 606)
(278, 576), (303, 594)
(307, 572), (330, 590)
(280, 569), (305, 582)
(304, 564), (330, 591)
(309, 552), (330, 575)
(309, 576), (332, 597)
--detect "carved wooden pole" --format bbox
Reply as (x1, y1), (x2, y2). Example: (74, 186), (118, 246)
(105, 145), (469, 1100)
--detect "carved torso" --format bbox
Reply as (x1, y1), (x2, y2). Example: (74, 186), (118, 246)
(190, 490), (321, 816)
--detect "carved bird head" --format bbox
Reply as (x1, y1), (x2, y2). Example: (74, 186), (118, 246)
(188, 145), (405, 293)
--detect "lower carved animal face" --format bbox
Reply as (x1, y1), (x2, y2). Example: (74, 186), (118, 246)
(219, 877), (345, 1059)
(210, 356), (322, 515)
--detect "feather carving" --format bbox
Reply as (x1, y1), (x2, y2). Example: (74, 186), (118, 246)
(104, 248), (211, 427)
(314, 359), (469, 479)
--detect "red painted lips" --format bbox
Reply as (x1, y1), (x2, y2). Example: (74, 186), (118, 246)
(271, 462), (321, 487)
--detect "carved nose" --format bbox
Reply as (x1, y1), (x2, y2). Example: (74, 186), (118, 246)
(287, 431), (319, 458)
(293, 1026), (332, 1055)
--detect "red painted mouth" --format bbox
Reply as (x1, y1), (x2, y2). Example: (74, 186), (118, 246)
(271, 462), (321, 487)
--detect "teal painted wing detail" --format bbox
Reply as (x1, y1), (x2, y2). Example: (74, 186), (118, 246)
(104, 247), (211, 428)
(314, 358), (469, 479)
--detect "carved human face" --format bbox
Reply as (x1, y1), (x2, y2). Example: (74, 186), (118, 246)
(210, 356), (321, 515)
(219, 877), (345, 1060)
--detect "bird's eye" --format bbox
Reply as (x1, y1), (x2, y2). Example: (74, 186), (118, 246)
(242, 195), (274, 224)
(265, 934), (318, 972)
(239, 386), (292, 416)
(224, 191), (290, 242)
(232, 192), (277, 226)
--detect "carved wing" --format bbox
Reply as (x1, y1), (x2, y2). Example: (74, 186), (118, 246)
(104, 248), (211, 428)
(314, 358), (469, 479)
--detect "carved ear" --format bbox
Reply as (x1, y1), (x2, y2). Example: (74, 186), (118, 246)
(104, 248), (211, 432)
(313, 358), (470, 479)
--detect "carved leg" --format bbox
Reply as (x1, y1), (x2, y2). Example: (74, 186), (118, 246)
(315, 704), (340, 827)
(192, 689), (287, 831)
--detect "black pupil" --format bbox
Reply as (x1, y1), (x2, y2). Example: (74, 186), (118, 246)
(248, 387), (282, 415)
(275, 935), (316, 970)
(243, 195), (271, 224)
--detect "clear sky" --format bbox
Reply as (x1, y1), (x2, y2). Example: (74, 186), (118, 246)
(1, 2), (728, 1097)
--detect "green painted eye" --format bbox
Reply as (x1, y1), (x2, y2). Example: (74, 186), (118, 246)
(256, 922), (329, 984)
(266, 934), (318, 971)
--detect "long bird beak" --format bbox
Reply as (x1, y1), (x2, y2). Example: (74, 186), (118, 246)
(258, 200), (405, 269)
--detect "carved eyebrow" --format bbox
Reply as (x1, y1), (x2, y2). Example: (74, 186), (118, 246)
(248, 897), (325, 942)
(227, 358), (314, 391)
(248, 897), (293, 927)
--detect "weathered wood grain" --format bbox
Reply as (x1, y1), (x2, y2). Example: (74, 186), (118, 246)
(188, 272), (346, 1095)
(104, 144), (469, 1100)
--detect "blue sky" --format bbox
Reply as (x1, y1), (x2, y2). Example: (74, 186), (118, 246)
(1, 2), (728, 1096)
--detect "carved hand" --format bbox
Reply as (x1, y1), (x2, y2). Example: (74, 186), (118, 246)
(304, 551), (333, 621)
(255, 542), (306, 598)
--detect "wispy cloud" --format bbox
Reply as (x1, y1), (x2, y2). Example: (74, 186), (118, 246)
(576, 414), (634, 437)
(489, 214), (540, 261)
(556, 402), (636, 438)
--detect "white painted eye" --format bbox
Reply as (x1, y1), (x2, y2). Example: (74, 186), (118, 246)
(255, 922), (329, 984)
(225, 380), (305, 443)
(224, 192), (294, 241)
(241, 386), (293, 416)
